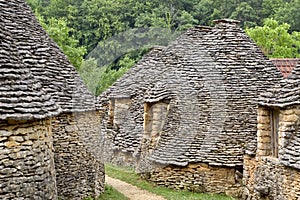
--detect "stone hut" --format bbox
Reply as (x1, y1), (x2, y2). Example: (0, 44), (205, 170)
(1, 1), (104, 199)
(243, 61), (300, 199)
(99, 19), (282, 196)
(0, 16), (60, 199)
(98, 47), (165, 167)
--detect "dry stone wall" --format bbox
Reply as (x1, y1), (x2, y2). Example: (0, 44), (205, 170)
(244, 106), (300, 199)
(0, 119), (57, 199)
(243, 156), (300, 200)
(99, 94), (144, 167)
(144, 163), (243, 197)
(52, 111), (104, 199)
(98, 20), (282, 195)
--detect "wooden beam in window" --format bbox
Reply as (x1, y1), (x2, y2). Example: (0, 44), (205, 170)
(270, 109), (279, 158)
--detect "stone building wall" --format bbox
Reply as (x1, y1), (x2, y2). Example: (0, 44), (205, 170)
(144, 163), (243, 197)
(52, 111), (104, 199)
(99, 94), (144, 168)
(243, 156), (300, 199)
(0, 119), (57, 199)
(243, 106), (300, 199)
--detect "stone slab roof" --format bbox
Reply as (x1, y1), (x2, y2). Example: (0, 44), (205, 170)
(258, 61), (300, 170)
(144, 83), (172, 103)
(0, 16), (60, 120)
(0, 0), (96, 113)
(99, 19), (282, 167)
(259, 62), (300, 107)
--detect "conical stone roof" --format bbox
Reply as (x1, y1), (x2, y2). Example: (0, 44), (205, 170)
(99, 19), (283, 168)
(0, 16), (60, 120)
(0, 0), (96, 113)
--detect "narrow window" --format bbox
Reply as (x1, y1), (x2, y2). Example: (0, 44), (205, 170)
(270, 109), (279, 157)
(108, 99), (115, 127)
(109, 97), (131, 128)
(144, 100), (170, 137)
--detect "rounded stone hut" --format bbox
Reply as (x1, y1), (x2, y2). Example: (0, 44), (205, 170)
(98, 19), (282, 196)
(1, 1), (105, 199)
(0, 20), (60, 199)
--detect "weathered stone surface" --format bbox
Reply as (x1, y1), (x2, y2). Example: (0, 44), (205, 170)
(0, 0), (96, 113)
(245, 105), (300, 199)
(52, 112), (104, 199)
(243, 156), (300, 200)
(98, 19), (282, 194)
(143, 163), (243, 197)
(0, 2), (60, 121)
(0, 0), (105, 199)
(0, 119), (57, 199)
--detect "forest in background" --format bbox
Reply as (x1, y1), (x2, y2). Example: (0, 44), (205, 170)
(26, 0), (300, 96)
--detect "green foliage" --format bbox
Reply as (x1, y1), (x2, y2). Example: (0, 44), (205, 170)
(27, 0), (300, 96)
(95, 49), (148, 96)
(79, 58), (105, 95)
(83, 185), (129, 200)
(105, 164), (235, 200)
(246, 18), (300, 58)
(230, 2), (259, 28)
(97, 185), (129, 200)
(274, 0), (300, 32)
(261, 0), (285, 19)
(36, 13), (86, 69)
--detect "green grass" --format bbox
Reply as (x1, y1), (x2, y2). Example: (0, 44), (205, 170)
(105, 164), (235, 200)
(98, 185), (129, 200)
(84, 185), (129, 200)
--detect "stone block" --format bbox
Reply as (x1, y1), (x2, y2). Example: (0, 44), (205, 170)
(257, 142), (271, 150)
(9, 136), (24, 142)
(257, 123), (270, 131)
(257, 136), (270, 144)
(257, 109), (269, 116)
(283, 114), (298, 122)
(5, 141), (20, 148)
(282, 109), (295, 115)
(257, 116), (270, 124)
(0, 130), (12, 137)
(257, 130), (270, 138)
(294, 109), (300, 115)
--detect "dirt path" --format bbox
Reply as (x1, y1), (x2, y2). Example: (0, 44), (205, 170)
(105, 175), (167, 200)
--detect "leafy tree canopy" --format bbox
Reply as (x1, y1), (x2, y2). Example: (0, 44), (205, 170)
(36, 13), (86, 69)
(26, 0), (300, 95)
(246, 18), (300, 58)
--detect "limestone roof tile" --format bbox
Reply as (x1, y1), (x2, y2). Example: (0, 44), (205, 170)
(0, 0), (96, 113)
(99, 19), (282, 167)
(0, 16), (60, 120)
(259, 61), (300, 107)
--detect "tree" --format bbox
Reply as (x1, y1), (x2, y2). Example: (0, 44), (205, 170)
(27, 0), (300, 96)
(95, 52), (143, 96)
(274, 0), (300, 32)
(37, 14), (87, 69)
(230, 2), (259, 28)
(79, 58), (105, 95)
(246, 18), (300, 58)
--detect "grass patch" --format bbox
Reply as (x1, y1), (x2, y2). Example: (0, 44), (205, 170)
(98, 185), (129, 200)
(84, 185), (129, 200)
(105, 164), (235, 200)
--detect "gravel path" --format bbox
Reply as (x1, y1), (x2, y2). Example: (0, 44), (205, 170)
(105, 175), (167, 200)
